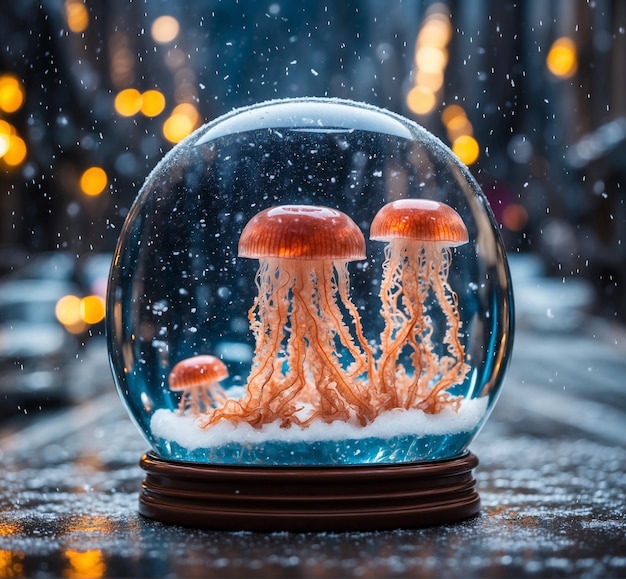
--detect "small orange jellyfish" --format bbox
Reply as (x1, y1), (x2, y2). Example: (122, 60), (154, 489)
(370, 199), (470, 413)
(207, 204), (373, 428)
(169, 355), (229, 417)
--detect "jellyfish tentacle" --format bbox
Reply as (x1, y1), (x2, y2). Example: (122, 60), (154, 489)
(334, 260), (375, 382)
(400, 242), (442, 407)
(294, 261), (370, 424)
(241, 259), (292, 410)
(376, 246), (404, 404)
(205, 259), (293, 427)
(271, 260), (314, 425)
(418, 245), (470, 413)
(377, 242), (426, 409)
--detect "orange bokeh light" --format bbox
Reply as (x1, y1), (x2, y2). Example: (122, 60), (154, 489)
(452, 135), (480, 166)
(406, 85), (436, 116)
(546, 37), (578, 78)
(0, 74), (25, 114)
(80, 167), (108, 197)
(114, 88), (143, 117)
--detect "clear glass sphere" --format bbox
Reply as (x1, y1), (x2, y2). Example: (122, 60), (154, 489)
(107, 98), (514, 466)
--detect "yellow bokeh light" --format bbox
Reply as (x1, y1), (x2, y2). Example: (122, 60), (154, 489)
(162, 103), (201, 143)
(441, 104), (466, 127)
(406, 85), (436, 116)
(452, 135), (480, 166)
(0, 119), (15, 136)
(65, 0), (89, 34)
(418, 16), (453, 48)
(415, 45), (448, 74)
(56, 295), (82, 327)
(80, 166), (108, 197)
(547, 37), (578, 78)
(0, 74), (25, 114)
(173, 102), (200, 124)
(446, 115), (473, 141)
(2, 135), (27, 166)
(416, 69), (444, 92)
(140, 89), (166, 117)
(162, 113), (194, 143)
(0, 135), (11, 158)
(151, 15), (180, 44)
(80, 295), (106, 325)
(114, 88), (143, 117)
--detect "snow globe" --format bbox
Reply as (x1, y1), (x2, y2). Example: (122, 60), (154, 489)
(106, 97), (514, 531)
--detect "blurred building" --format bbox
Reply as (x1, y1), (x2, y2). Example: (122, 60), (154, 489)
(1, 0), (625, 316)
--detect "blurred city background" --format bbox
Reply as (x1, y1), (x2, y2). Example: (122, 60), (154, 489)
(1, 0), (625, 417)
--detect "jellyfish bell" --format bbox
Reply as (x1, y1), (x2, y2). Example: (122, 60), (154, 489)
(206, 204), (373, 428)
(238, 205), (366, 260)
(168, 355), (228, 417)
(370, 199), (469, 247)
(370, 199), (470, 413)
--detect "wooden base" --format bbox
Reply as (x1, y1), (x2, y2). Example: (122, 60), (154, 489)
(138, 452), (480, 532)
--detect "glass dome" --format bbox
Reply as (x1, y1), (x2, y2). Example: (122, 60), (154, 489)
(107, 97), (513, 467)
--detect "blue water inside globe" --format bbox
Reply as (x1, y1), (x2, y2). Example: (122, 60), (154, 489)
(107, 98), (514, 467)
(154, 431), (479, 466)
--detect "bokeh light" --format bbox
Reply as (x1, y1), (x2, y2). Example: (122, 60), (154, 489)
(446, 114), (474, 141)
(80, 295), (106, 325)
(502, 203), (529, 231)
(416, 69), (444, 92)
(441, 104), (466, 127)
(415, 46), (448, 75)
(2, 135), (27, 166)
(452, 135), (480, 166)
(151, 16), (180, 44)
(0, 136), (9, 158)
(80, 167), (108, 196)
(140, 90), (166, 117)
(55, 295), (83, 330)
(547, 37), (578, 78)
(65, 0), (89, 34)
(406, 5), (452, 118)
(162, 103), (201, 143)
(0, 74), (25, 114)
(56, 294), (105, 332)
(417, 13), (453, 48)
(114, 88), (143, 117)
(406, 85), (436, 116)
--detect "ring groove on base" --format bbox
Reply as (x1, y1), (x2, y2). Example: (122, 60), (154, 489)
(138, 451), (480, 531)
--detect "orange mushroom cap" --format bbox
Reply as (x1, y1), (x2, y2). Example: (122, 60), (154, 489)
(168, 355), (229, 391)
(370, 199), (468, 247)
(238, 205), (366, 260)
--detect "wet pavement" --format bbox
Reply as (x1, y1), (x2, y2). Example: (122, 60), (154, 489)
(1, 255), (626, 578)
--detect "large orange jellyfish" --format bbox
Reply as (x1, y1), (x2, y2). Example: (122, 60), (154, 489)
(370, 199), (470, 413)
(169, 355), (229, 417)
(205, 205), (373, 428)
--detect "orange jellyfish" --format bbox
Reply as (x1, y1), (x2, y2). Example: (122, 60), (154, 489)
(207, 204), (373, 428)
(370, 199), (470, 413)
(169, 355), (228, 417)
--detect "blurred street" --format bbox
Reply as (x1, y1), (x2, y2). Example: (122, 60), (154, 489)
(0, 254), (625, 579)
